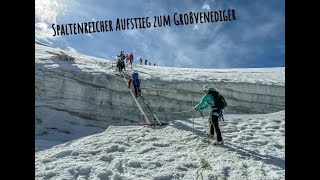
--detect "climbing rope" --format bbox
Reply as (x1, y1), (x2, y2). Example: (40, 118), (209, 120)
(159, 108), (193, 115)
(139, 96), (163, 126)
(171, 109), (193, 114)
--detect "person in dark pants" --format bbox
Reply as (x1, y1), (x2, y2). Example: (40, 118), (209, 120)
(208, 109), (223, 142)
(193, 84), (224, 145)
(116, 51), (126, 72)
(128, 72), (141, 97)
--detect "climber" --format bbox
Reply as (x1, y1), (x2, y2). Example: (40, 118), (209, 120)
(128, 72), (141, 98)
(192, 84), (228, 145)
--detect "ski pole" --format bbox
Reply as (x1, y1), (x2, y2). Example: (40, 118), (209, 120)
(199, 110), (205, 119)
(199, 110), (208, 133)
(192, 98), (194, 134)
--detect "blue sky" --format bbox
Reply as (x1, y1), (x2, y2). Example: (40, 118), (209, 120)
(35, 0), (284, 68)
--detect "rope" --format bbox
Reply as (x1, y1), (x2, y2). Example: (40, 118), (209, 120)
(171, 109), (193, 113)
(160, 108), (193, 114)
(140, 96), (163, 126)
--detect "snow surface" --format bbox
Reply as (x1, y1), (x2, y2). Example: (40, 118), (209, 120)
(35, 43), (284, 86)
(35, 111), (284, 180)
(35, 43), (285, 179)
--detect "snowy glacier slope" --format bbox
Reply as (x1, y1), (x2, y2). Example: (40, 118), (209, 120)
(35, 42), (284, 155)
(35, 111), (285, 180)
(35, 43), (284, 124)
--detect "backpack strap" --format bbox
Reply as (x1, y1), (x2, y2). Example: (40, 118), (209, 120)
(208, 91), (218, 109)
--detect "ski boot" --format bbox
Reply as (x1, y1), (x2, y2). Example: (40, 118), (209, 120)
(213, 140), (224, 145)
(206, 133), (215, 139)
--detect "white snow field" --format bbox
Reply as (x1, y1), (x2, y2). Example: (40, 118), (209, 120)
(35, 111), (284, 180)
(35, 43), (285, 179)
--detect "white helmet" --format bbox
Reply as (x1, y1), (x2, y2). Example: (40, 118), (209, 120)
(203, 84), (209, 93)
